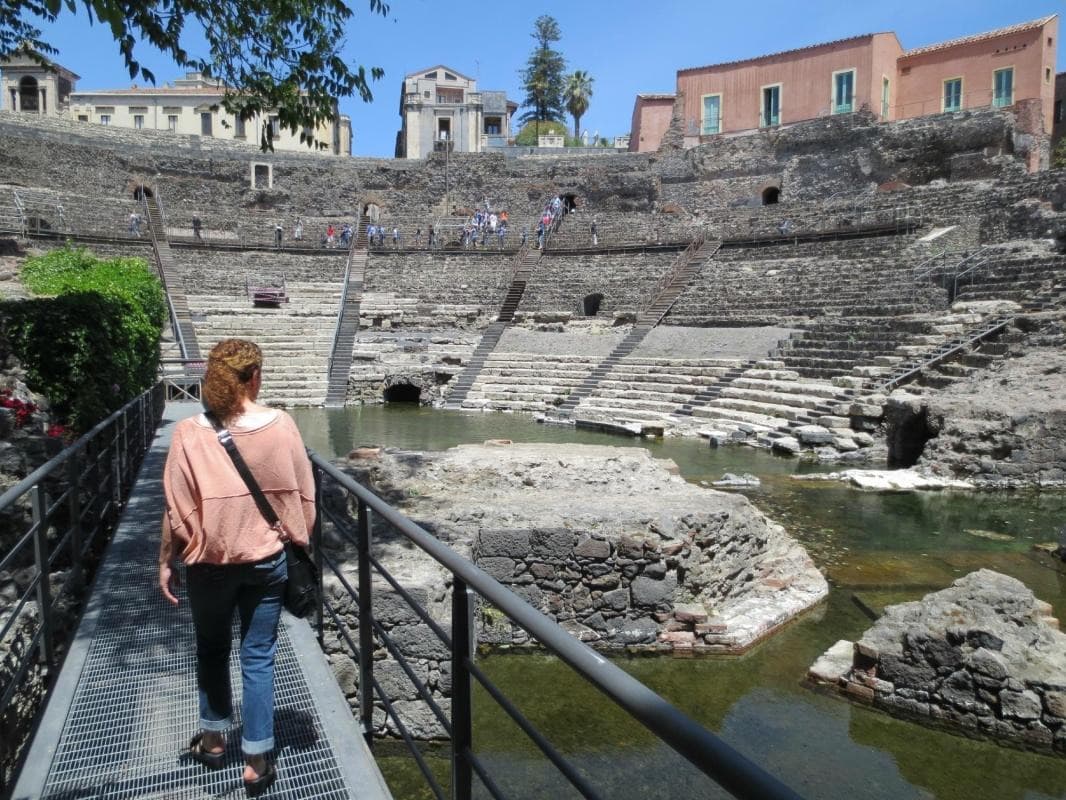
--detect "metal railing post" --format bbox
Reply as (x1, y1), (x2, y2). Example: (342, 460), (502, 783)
(67, 450), (83, 584)
(120, 407), (129, 489)
(356, 497), (375, 746)
(450, 578), (474, 800)
(110, 427), (122, 516)
(30, 485), (55, 666)
(312, 464), (325, 645)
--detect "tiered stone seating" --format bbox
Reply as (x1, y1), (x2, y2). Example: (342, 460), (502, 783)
(952, 253), (1066, 304)
(179, 249), (348, 405)
(362, 251), (511, 328)
(665, 235), (946, 326)
(518, 251), (677, 319)
(0, 184), (144, 239)
(771, 317), (941, 380)
(688, 361), (856, 442)
(457, 352), (601, 413)
(190, 280), (340, 406)
(571, 356), (743, 426)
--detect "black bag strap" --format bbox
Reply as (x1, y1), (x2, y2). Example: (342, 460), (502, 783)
(204, 411), (284, 533)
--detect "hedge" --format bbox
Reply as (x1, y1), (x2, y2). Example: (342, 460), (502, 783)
(0, 248), (165, 432)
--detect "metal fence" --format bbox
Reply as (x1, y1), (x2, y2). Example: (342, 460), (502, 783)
(0, 384), (165, 763)
(307, 453), (804, 800)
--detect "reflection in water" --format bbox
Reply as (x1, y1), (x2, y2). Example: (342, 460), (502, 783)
(291, 405), (1066, 800)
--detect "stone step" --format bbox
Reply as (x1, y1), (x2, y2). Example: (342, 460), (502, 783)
(730, 377), (843, 399)
(710, 396), (809, 422)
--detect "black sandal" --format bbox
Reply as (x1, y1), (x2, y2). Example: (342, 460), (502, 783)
(188, 733), (225, 770)
(244, 762), (277, 797)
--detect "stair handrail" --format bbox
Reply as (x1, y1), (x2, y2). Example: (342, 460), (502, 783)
(327, 226), (362, 377)
(645, 234), (704, 315)
(140, 188), (191, 362)
(951, 250), (993, 300)
(509, 241), (532, 282)
(878, 313), (1012, 393)
(11, 189), (27, 237)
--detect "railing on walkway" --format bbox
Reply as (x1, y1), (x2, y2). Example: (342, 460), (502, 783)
(159, 359), (205, 401)
(0, 384), (165, 772)
(307, 454), (804, 800)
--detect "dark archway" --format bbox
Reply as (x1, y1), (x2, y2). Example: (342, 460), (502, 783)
(18, 77), (39, 113)
(582, 293), (604, 317)
(886, 405), (935, 468)
(384, 382), (421, 403)
(761, 187), (780, 205)
(133, 186), (153, 200)
(561, 194), (579, 214)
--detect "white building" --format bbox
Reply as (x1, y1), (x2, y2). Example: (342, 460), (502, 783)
(396, 65), (517, 159)
(1, 54), (352, 156)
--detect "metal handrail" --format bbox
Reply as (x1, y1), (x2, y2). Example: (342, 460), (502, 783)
(878, 313), (1012, 392)
(0, 384), (165, 728)
(646, 234), (704, 309)
(141, 196), (190, 362)
(12, 189), (27, 237)
(327, 229), (361, 376)
(307, 454), (803, 800)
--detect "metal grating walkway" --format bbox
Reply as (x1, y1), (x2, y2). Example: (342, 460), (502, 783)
(14, 403), (390, 800)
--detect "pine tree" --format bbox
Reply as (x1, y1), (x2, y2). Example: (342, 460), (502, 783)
(518, 15), (567, 137)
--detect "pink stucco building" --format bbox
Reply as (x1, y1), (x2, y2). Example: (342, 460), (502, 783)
(631, 14), (1059, 163)
(628, 94), (674, 153)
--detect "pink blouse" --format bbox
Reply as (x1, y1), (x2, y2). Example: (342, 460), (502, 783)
(163, 411), (315, 565)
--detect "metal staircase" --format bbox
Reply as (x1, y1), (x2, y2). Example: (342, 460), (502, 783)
(555, 238), (719, 418)
(143, 190), (202, 363)
(324, 216), (369, 406)
(639, 237), (720, 325)
(443, 246), (539, 410)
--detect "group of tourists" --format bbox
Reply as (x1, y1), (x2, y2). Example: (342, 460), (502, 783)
(536, 195), (567, 248)
(454, 208), (510, 249)
(366, 224), (402, 248)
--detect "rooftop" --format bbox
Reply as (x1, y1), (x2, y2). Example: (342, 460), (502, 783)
(901, 14), (1058, 58)
(678, 33), (889, 75)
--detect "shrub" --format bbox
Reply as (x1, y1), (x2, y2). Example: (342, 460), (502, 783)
(0, 248), (165, 432)
(514, 119), (568, 146)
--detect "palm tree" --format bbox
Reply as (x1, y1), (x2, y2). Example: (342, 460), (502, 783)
(565, 70), (594, 141)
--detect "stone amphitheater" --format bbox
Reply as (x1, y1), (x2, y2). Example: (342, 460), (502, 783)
(0, 103), (1063, 485)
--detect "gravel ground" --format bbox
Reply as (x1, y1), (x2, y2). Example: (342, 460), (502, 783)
(496, 325), (626, 357)
(635, 325), (797, 360)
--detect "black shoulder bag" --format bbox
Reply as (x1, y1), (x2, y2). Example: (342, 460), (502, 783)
(205, 412), (319, 618)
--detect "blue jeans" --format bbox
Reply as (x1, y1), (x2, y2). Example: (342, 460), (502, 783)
(186, 550), (287, 756)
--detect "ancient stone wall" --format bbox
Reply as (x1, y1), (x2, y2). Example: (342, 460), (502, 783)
(0, 106), (1050, 235)
(810, 570), (1066, 756)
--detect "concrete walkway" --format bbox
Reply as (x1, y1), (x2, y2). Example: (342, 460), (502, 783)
(13, 402), (391, 800)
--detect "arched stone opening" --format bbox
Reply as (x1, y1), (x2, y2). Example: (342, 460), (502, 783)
(582, 293), (604, 317)
(561, 194), (579, 214)
(761, 187), (780, 205)
(133, 186), (153, 200)
(886, 403), (936, 468)
(384, 382), (421, 403)
(18, 77), (39, 113)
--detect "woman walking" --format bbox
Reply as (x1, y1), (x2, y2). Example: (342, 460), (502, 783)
(160, 339), (315, 796)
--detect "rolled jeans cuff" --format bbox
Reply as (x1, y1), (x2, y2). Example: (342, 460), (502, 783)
(242, 735), (275, 756)
(200, 716), (232, 732)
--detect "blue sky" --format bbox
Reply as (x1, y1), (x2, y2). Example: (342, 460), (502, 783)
(27, 1), (1066, 157)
